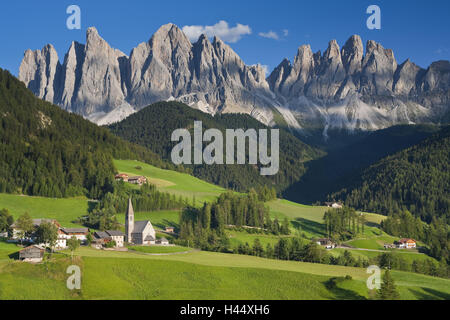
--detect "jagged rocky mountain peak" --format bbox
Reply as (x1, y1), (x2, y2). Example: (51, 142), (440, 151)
(341, 35), (363, 73)
(324, 40), (341, 60)
(19, 25), (449, 135)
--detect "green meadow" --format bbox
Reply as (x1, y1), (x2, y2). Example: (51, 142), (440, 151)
(330, 248), (433, 263)
(114, 159), (226, 203)
(0, 158), (447, 300)
(128, 245), (192, 254)
(0, 245), (449, 300)
(0, 193), (90, 228)
(227, 230), (293, 249)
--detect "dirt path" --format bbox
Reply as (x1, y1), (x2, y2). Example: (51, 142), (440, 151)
(336, 245), (425, 255)
(127, 248), (198, 256)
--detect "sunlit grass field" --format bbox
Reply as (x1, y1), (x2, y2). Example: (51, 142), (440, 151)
(227, 230), (293, 249)
(114, 159), (226, 203)
(0, 193), (89, 228)
(0, 158), (446, 300)
(128, 245), (191, 254)
(0, 245), (448, 300)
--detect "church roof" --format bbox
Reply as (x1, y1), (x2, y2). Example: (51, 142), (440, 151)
(133, 220), (152, 233)
(145, 235), (155, 241)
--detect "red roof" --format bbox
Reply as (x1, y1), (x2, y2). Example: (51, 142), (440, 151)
(399, 238), (416, 244)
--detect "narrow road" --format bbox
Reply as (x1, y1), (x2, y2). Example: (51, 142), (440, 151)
(336, 245), (425, 255)
(127, 248), (199, 256)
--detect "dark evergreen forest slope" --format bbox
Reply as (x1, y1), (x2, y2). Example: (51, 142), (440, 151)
(330, 126), (450, 222)
(108, 101), (322, 193)
(0, 69), (166, 199)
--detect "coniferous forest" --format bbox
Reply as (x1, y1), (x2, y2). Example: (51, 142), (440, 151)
(108, 101), (323, 194)
(330, 126), (450, 223)
(0, 69), (170, 199)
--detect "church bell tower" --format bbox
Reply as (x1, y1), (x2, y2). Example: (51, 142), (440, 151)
(125, 198), (134, 243)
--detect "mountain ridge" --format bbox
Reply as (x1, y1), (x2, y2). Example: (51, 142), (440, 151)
(19, 24), (450, 137)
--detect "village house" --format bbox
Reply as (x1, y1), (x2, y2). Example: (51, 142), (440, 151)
(92, 231), (108, 248)
(125, 198), (157, 245)
(93, 230), (125, 248)
(115, 173), (129, 182)
(105, 230), (125, 247)
(59, 228), (89, 242)
(156, 237), (170, 246)
(10, 219), (92, 250)
(325, 202), (343, 209)
(56, 237), (67, 250)
(165, 226), (175, 234)
(396, 238), (417, 249)
(19, 245), (44, 263)
(316, 238), (336, 249)
(11, 219), (61, 240)
(53, 227), (90, 249)
(128, 176), (147, 185)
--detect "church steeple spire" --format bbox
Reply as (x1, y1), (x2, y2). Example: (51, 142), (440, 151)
(125, 198), (134, 243)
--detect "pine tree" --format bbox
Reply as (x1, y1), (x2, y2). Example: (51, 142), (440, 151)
(252, 238), (264, 257)
(377, 269), (400, 300)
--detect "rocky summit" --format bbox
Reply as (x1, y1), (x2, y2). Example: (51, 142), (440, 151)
(19, 24), (449, 137)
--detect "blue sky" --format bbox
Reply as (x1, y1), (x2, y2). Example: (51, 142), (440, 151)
(1, 0), (449, 76)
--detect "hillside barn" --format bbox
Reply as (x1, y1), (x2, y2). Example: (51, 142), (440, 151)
(19, 245), (44, 262)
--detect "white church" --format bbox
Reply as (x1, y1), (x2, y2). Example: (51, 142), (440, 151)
(125, 198), (156, 245)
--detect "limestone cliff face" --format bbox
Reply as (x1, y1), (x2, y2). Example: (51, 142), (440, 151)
(19, 44), (61, 103)
(19, 25), (449, 134)
(20, 24), (275, 125)
(268, 35), (449, 134)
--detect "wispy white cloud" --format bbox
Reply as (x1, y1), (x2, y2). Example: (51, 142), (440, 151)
(182, 20), (251, 43)
(258, 31), (279, 40)
(259, 29), (289, 40)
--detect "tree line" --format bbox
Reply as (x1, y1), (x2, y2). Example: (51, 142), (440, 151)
(0, 68), (176, 200)
(381, 210), (449, 264)
(323, 207), (367, 241)
(80, 181), (187, 230)
(177, 189), (288, 250)
(234, 237), (449, 279)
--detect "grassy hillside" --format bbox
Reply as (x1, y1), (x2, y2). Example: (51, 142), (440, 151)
(0, 193), (89, 227)
(114, 159), (226, 203)
(0, 245), (449, 300)
(108, 101), (323, 194)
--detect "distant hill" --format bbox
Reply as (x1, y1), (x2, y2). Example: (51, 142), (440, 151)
(284, 124), (442, 204)
(0, 69), (166, 199)
(108, 101), (322, 193)
(329, 126), (450, 222)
